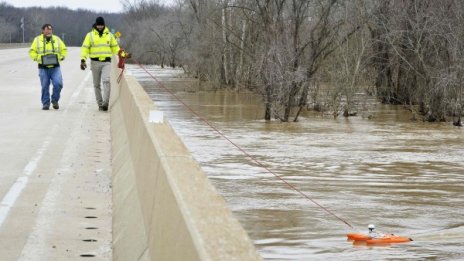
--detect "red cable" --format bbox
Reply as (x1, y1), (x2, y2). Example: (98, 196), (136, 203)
(130, 59), (354, 229)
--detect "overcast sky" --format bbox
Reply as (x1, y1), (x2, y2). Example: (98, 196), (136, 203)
(2, 0), (175, 13)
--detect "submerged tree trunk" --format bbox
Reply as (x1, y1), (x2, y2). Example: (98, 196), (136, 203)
(236, 19), (247, 89)
(221, 4), (230, 85)
(264, 84), (272, 121)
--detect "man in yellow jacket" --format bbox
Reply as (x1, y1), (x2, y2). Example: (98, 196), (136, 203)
(80, 16), (127, 111)
(29, 24), (67, 110)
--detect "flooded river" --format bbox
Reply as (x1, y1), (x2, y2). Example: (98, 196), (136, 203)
(128, 65), (464, 260)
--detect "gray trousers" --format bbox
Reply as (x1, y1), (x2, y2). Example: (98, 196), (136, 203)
(90, 60), (111, 107)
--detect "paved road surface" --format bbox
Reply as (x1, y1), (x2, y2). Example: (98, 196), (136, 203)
(0, 47), (112, 260)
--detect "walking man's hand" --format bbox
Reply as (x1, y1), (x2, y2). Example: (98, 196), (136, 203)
(80, 59), (87, 70)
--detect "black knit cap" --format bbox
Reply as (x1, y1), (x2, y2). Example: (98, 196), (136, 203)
(95, 17), (105, 26)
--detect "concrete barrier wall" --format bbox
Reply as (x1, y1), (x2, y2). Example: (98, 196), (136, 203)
(109, 62), (262, 261)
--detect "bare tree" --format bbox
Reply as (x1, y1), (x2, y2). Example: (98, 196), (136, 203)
(119, 0), (463, 125)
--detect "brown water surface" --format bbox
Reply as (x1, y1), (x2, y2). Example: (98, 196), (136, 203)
(129, 65), (464, 261)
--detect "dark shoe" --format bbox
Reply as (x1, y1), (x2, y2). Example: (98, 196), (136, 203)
(42, 105), (49, 110)
(99, 106), (104, 111)
(102, 105), (108, 111)
(52, 101), (59, 110)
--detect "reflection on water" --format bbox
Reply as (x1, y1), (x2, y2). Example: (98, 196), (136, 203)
(128, 65), (464, 260)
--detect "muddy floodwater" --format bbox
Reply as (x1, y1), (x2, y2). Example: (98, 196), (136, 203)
(128, 65), (464, 261)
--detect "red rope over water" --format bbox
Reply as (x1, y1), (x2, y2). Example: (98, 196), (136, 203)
(131, 60), (354, 229)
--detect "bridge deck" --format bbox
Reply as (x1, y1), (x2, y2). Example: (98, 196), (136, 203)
(0, 47), (112, 260)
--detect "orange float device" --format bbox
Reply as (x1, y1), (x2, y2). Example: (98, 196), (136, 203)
(347, 233), (412, 244)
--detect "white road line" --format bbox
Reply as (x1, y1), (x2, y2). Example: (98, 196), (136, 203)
(0, 72), (91, 228)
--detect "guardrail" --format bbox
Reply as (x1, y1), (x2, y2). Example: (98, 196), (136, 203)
(0, 43), (30, 49)
(109, 61), (262, 260)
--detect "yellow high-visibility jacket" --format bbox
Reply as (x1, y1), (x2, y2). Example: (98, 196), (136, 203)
(81, 27), (120, 61)
(29, 34), (67, 68)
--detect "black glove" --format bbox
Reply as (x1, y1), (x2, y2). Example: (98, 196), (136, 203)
(80, 59), (87, 70)
(125, 52), (132, 59)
